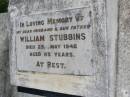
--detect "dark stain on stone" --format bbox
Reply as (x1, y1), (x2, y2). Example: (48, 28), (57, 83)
(87, 24), (91, 29)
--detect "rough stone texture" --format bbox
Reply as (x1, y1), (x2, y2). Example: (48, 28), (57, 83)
(0, 13), (47, 97)
(117, 0), (130, 97)
(0, 13), (10, 97)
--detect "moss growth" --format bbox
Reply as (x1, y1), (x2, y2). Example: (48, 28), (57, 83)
(0, 0), (8, 13)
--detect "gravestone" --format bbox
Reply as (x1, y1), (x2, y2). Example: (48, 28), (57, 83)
(9, 0), (118, 97)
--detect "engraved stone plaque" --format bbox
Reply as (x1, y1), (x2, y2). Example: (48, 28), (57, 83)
(14, 6), (95, 75)
(9, 0), (119, 96)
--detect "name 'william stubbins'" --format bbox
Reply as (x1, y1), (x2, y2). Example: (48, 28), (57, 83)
(19, 33), (86, 42)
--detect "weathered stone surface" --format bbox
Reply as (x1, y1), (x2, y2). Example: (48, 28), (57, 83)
(9, 0), (109, 97)
(0, 13), (46, 97)
(8, 0), (118, 97)
(0, 13), (10, 97)
(0, 0), (120, 97)
(117, 0), (130, 97)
